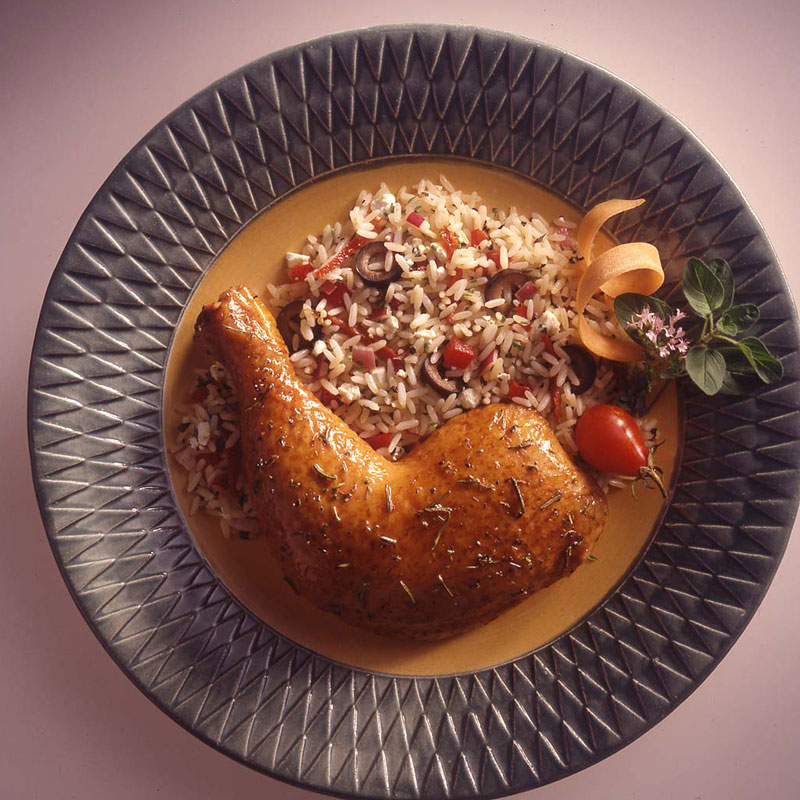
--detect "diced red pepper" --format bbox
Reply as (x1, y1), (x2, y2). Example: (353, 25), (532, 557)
(470, 228), (488, 247)
(506, 379), (530, 400)
(407, 211), (425, 228)
(441, 229), (458, 259)
(320, 280), (338, 295)
(477, 351), (496, 377)
(516, 280), (537, 301)
(366, 432), (394, 449)
(314, 220), (383, 279)
(369, 305), (390, 320)
(550, 379), (562, 423)
(321, 282), (349, 309)
(289, 261), (314, 282)
(200, 448), (224, 466)
(190, 384), (209, 403)
(313, 354), (328, 380)
(314, 240), (359, 279)
(326, 314), (358, 337)
(377, 345), (404, 367)
(512, 303), (532, 328)
(487, 251), (502, 267)
(541, 332), (555, 355)
(442, 338), (476, 370)
(389, 297), (403, 310)
(320, 389), (336, 406)
(446, 267), (464, 289)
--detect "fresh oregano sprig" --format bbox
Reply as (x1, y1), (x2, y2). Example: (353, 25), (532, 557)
(613, 257), (782, 396)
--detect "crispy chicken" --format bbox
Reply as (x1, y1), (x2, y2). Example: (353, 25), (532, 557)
(196, 287), (607, 640)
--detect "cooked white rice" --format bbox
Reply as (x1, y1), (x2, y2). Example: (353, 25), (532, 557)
(173, 363), (259, 538)
(174, 176), (657, 536)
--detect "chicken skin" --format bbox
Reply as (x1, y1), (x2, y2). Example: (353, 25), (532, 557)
(196, 287), (607, 640)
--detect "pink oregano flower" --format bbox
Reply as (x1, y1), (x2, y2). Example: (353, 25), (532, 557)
(628, 304), (690, 361)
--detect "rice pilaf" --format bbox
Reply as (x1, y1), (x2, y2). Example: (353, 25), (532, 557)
(174, 176), (655, 537)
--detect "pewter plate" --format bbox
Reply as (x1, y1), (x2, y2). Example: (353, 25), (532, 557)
(28, 25), (800, 798)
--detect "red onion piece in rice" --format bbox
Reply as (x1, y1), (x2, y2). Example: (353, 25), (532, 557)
(353, 346), (376, 369)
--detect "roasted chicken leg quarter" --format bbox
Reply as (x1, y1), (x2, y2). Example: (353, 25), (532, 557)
(196, 287), (607, 640)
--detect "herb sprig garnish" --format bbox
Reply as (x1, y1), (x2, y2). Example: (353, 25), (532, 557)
(614, 257), (782, 397)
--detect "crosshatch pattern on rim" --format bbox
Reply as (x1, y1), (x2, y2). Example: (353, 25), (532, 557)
(29, 25), (799, 798)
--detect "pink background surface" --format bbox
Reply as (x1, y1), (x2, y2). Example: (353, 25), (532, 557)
(3, 0), (799, 797)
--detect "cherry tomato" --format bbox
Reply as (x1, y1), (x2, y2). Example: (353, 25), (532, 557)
(442, 338), (475, 369)
(575, 404), (649, 476)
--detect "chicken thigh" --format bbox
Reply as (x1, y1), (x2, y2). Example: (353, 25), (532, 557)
(196, 286), (607, 640)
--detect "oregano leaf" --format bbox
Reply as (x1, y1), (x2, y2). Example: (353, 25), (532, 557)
(685, 346), (726, 395)
(683, 258), (725, 317)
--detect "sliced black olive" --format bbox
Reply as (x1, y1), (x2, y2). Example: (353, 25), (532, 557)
(276, 299), (316, 353)
(421, 354), (460, 397)
(355, 242), (402, 285)
(484, 269), (530, 313)
(563, 345), (597, 394)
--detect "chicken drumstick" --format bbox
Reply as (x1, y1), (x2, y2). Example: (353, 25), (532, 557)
(196, 287), (607, 640)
